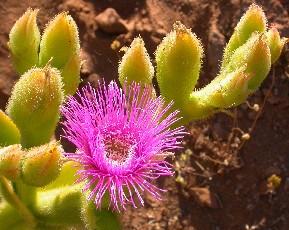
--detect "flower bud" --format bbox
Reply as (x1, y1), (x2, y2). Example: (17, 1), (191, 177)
(222, 4), (266, 68)
(6, 66), (63, 148)
(266, 27), (288, 64)
(39, 12), (80, 95)
(118, 37), (154, 86)
(8, 9), (40, 75)
(21, 141), (62, 187)
(156, 22), (203, 106)
(0, 110), (20, 147)
(0, 145), (23, 181)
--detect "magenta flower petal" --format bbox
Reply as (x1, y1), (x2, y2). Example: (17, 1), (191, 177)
(61, 81), (185, 211)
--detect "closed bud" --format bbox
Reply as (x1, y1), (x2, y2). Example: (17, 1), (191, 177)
(118, 37), (154, 86)
(21, 141), (62, 187)
(0, 145), (23, 181)
(0, 110), (20, 147)
(39, 12), (80, 95)
(156, 22), (203, 106)
(222, 4), (266, 68)
(266, 27), (288, 64)
(8, 8), (40, 75)
(6, 66), (64, 148)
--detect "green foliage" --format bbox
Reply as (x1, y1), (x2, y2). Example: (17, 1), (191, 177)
(0, 7), (123, 230)
(221, 4), (267, 68)
(193, 33), (271, 113)
(0, 202), (27, 230)
(34, 185), (83, 226)
(1, 3), (286, 230)
(0, 145), (23, 181)
(8, 9), (81, 96)
(6, 66), (63, 148)
(8, 9), (40, 75)
(0, 110), (21, 147)
(82, 199), (121, 230)
(42, 161), (79, 190)
(266, 27), (288, 64)
(153, 4), (285, 123)
(119, 37), (154, 85)
(21, 141), (62, 187)
(60, 53), (81, 95)
(39, 12), (80, 95)
(156, 22), (203, 112)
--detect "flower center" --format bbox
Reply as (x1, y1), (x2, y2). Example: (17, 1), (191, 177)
(103, 133), (134, 165)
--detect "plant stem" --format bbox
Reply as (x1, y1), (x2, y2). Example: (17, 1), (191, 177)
(0, 176), (36, 228)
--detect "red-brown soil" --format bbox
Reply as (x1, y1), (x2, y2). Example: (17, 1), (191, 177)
(1, 0), (289, 229)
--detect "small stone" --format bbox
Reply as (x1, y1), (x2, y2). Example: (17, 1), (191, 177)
(95, 8), (128, 35)
(241, 133), (250, 141)
(190, 187), (219, 208)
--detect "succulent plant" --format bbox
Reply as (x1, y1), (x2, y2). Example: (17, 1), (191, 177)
(0, 4), (286, 230)
(119, 4), (286, 124)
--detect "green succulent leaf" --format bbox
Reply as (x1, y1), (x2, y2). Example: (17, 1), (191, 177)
(6, 66), (64, 148)
(0, 110), (21, 147)
(0, 145), (23, 181)
(21, 141), (62, 187)
(39, 12), (80, 95)
(8, 8), (40, 75)
(222, 4), (267, 68)
(119, 37), (154, 86)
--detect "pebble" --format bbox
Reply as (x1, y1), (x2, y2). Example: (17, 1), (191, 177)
(95, 8), (128, 34)
(190, 187), (219, 209)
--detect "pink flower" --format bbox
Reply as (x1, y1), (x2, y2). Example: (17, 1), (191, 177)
(61, 81), (185, 211)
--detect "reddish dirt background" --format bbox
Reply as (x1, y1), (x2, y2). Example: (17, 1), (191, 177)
(1, 0), (289, 229)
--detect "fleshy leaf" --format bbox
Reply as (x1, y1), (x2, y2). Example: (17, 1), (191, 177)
(39, 12), (80, 95)
(34, 185), (83, 226)
(21, 141), (62, 187)
(156, 22), (203, 108)
(266, 27), (288, 64)
(0, 110), (21, 147)
(118, 37), (154, 86)
(6, 66), (64, 148)
(222, 4), (266, 68)
(0, 145), (23, 181)
(8, 8), (40, 74)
